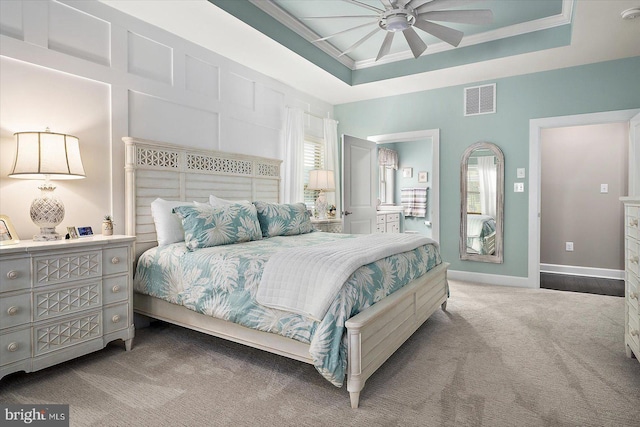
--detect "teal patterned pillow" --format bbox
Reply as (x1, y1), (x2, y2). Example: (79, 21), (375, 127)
(253, 201), (314, 237)
(173, 203), (262, 250)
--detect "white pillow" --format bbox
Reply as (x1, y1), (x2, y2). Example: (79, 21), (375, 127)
(209, 195), (250, 207)
(150, 198), (194, 246)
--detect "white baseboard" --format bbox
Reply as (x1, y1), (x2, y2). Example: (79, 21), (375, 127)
(540, 263), (624, 280)
(448, 270), (536, 288)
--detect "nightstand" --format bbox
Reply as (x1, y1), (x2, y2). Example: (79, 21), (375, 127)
(0, 235), (135, 379)
(311, 218), (342, 233)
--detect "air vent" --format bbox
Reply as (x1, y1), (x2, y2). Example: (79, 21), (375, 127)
(464, 83), (496, 116)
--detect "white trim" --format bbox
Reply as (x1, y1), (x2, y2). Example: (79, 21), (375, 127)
(528, 108), (640, 289)
(448, 270), (533, 288)
(540, 264), (625, 280)
(367, 129), (440, 243)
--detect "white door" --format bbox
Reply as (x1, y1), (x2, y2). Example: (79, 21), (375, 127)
(342, 134), (377, 234)
(630, 112), (640, 196)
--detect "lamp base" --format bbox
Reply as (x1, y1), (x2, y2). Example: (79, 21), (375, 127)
(315, 191), (328, 220)
(34, 228), (63, 241)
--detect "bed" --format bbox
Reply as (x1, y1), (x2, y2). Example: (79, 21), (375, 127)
(124, 136), (449, 408)
(466, 214), (496, 255)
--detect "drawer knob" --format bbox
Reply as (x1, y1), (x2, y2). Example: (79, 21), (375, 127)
(7, 306), (19, 316)
(112, 314), (121, 323)
(7, 342), (18, 352)
(111, 257), (120, 265)
(6, 270), (19, 280)
(112, 285), (121, 293)
(631, 329), (639, 337)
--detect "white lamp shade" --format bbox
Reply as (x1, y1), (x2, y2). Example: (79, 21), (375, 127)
(308, 169), (335, 191)
(9, 131), (86, 180)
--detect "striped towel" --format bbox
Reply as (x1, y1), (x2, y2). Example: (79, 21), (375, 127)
(401, 188), (428, 217)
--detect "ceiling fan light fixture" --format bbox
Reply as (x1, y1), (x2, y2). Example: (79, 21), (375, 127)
(621, 7), (640, 20)
(385, 15), (411, 31)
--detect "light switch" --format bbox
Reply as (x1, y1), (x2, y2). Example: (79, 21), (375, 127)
(517, 168), (526, 179)
(514, 182), (524, 192)
(600, 184), (608, 193)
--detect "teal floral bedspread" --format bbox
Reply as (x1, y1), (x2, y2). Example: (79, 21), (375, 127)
(134, 232), (442, 386)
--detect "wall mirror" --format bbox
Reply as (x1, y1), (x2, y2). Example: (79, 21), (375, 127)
(460, 141), (504, 263)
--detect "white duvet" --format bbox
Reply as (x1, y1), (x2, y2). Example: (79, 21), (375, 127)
(256, 233), (436, 321)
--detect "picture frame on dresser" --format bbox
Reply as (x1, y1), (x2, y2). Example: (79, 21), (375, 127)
(0, 215), (19, 245)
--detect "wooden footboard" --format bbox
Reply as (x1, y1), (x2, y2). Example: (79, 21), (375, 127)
(345, 262), (449, 408)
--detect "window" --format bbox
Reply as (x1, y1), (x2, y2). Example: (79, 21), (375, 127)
(466, 163), (481, 214)
(303, 136), (325, 209)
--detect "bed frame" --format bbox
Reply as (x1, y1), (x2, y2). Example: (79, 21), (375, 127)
(123, 136), (449, 408)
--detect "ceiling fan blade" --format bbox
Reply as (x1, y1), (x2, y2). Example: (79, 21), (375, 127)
(342, 0), (385, 13)
(419, 10), (494, 25)
(397, 0), (412, 6)
(376, 32), (395, 61)
(380, 0), (394, 9)
(312, 21), (378, 42)
(413, 19), (464, 46)
(339, 27), (382, 57)
(402, 27), (428, 58)
(415, 0), (480, 13)
(301, 15), (379, 20)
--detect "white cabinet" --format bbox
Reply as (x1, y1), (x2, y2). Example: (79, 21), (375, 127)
(0, 235), (135, 379)
(622, 197), (640, 362)
(311, 219), (342, 233)
(376, 212), (402, 233)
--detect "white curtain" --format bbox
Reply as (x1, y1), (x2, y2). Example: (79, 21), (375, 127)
(478, 156), (497, 218)
(323, 117), (339, 210)
(283, 107), (305, 203)
(378, 147), (398, 169)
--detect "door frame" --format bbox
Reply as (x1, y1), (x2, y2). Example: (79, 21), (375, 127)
(528, 108), (640, 288)
(367, 129), (440, 242)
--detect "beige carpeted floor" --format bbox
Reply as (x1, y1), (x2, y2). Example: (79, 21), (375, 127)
(2, 280), (639, 427)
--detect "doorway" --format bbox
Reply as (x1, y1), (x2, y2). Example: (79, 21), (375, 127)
(368, 129), (440, 242)
(528, 108), (640, 288)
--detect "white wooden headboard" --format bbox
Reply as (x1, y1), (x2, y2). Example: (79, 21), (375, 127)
(123, 137), (282, 260)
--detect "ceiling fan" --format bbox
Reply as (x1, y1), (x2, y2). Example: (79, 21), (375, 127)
(302, 0), (494, 61)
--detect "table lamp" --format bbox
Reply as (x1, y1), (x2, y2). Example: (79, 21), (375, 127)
(307, 169), (335, 220)
(9, 129), (86, 241)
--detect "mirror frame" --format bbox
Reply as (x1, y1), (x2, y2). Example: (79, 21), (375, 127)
(460, 141), (504, 263)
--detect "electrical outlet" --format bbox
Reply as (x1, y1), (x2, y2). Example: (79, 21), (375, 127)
(514, 182), (524, 192)
(566, 242), (574, 251)
(517, 168), (526, 178)
(600, 184), (608, 193)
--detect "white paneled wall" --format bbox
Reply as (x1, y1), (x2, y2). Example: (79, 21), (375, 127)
(0, 0), (332, 238)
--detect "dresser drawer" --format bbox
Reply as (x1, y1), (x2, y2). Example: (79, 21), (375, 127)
(104, 303), (129, 334)
(386, 213), (400, 223)
(626, 205), (639, 240)
(628, 272), (639, 312)
(33, 250), (101, 287)
(33, 311), (102, 356)
(0, 257), (31, 291)
(0, 292), (31, 329)
(0, 327), (31, 366)
(627, 237), (639, 277)
(103, 275), (128, 305)
(33, 281), (102, 321)
(628, 312), (640, 352)
(376, 214), (386, 225)
(103, 246), (129, 276)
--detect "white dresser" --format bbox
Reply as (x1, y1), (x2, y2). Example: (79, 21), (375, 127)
(311, 218), (342, 233)
(621, 197), (640, 362)
(0, 235), (135, 379)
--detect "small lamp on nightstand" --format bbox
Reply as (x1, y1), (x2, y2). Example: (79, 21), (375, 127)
(308, 169), (335, 220)
(9, 128), (86, 241)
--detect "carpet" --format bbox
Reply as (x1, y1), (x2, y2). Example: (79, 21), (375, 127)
(1, 280), (639, 426)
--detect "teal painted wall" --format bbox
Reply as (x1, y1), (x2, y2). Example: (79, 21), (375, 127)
(335, 56), (640, 277)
